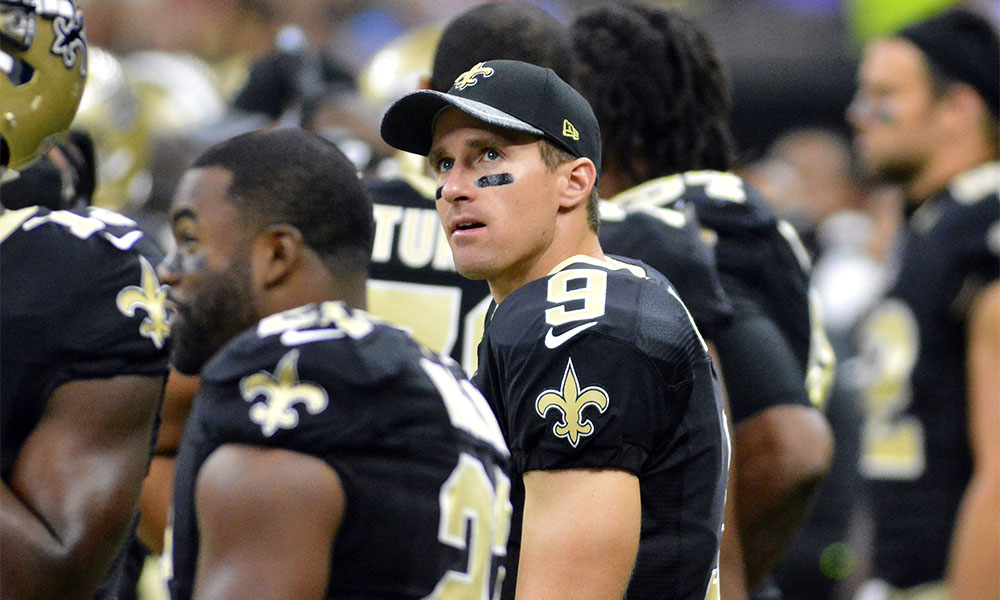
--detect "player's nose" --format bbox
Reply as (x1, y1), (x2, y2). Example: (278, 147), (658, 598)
(439, 166), (476, 204)
(157, 250), (182, 286)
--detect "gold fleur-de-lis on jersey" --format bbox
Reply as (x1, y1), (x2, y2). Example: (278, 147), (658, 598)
(535, 358), (609, 447)
(116, 256), (171, 349)
(240, 350), (329, 437)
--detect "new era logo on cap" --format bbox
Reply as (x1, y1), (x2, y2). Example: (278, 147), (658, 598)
(563, 119), (580, 141)
(380, 59), (601, 173)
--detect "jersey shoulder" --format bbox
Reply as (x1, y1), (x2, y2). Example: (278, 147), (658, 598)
(937, 162), (1000, 241)
(1, 206), (171, 374)
(200, 301), (508, 455)
(676, 170), (777, 232)
(485, 256), (704, 365)
(599, 200), (733, 338)
(946, 161), (1000, 208)
(202, 302), (417, 390)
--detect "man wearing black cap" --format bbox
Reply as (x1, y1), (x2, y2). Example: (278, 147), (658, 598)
(847, 7), (999, 599)
(381, 59), (730, 600)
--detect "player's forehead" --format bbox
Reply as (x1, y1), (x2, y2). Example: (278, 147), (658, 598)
(859, 38), (933, 91)
(170, 166), (236, 226)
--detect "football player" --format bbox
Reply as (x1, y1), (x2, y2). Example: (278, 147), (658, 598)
(159, 128), (511, 600)
(381, 59), (730, 600)
(847, 8), (999, 599)
(364, 0), (734, 383)
(1, 1), (173, 598)
(362, 1), (581, 375)
(572, 5), (836, 599)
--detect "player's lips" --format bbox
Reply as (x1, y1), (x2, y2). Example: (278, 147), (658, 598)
(447, 216), (486, 238)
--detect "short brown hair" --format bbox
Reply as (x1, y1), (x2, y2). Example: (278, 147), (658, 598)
(538, 139), (600, 232)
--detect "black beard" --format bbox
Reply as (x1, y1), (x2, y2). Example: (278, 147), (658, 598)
(169, 262), (258, 375)
(871, 160), (919, 187)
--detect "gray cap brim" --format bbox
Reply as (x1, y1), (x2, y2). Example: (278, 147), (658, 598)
(380, 90), (544, 157)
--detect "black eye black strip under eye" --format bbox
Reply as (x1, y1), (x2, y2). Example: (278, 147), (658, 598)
(475, 173), (515, 187)
(435, 173), (515, 200)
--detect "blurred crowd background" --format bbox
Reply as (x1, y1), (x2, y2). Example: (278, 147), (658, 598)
(62, 1), (996, 599)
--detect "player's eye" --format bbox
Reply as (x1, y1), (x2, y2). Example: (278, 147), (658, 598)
(436, 157), (454, 172)
(174, 233), (198, 253)
(484, 149), (501, 161)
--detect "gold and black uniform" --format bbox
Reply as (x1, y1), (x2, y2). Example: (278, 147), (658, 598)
(474, 255), (729, 600)
(859, 163), (999, 588)
(1, 205), (171, 598)
(169, 301), (512, 599)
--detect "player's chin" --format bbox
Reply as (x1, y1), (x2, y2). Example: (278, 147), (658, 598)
(168, 319), (218, 376)
(452, 257), (491, 281)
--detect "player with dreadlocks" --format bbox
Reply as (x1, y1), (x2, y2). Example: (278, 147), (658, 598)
(573, 4), (836, 599)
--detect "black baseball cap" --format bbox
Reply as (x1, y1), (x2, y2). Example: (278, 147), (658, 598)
(380, 59), (602, 172)
(896, 7), (999, 118)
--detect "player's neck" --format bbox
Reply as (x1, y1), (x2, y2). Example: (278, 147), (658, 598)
(489, 230), (604, 304)
(258, 264), (368, 317)
(908, 135), (997, 202)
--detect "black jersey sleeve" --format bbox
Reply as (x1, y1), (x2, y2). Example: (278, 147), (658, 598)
(712, 286), (810, 424)
(1, 206), (171, 393)
(599, 201), (733, 339)
(196, 313), (409, 454)
(503, 332), (663, 474)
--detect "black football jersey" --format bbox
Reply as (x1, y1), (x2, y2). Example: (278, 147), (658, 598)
(858, 162), (999, 587)
(365, 175), (493, 375)
(611, 172), (835, 420)
(1, 205), (171, 481)
(168, 301), (512, 599)
(474, 255), (729, 600)
(598, 200), (733, 340)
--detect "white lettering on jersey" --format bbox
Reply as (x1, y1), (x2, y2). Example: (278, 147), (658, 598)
(371, 203), (458, 272)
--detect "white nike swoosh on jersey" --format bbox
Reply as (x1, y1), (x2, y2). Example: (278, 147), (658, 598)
(544, 321), (598, 349)
(280, 329), (346, 346)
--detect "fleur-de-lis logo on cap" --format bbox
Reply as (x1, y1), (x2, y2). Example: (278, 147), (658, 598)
(240, 350), (329, 437)
(535, 358), (609, 447)
(453, 62), (494, 90)
(116, 256), (171, 349)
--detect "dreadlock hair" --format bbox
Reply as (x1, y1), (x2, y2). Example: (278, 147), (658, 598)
(572, 3), (736, 185)
(431, 1), (577, 92)
(192, 128), (374, 279)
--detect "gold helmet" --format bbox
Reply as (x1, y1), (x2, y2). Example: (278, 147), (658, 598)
(1, 0), (87, 177)
(358, 24), (440, 179)
(358, 24), (440, 110)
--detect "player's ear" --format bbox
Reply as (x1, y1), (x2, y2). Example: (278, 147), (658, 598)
(937, 82), (990, 135)
(558, 158), (598, 210)
(253, 225), (304, 289)
(417, 75), (433, 90)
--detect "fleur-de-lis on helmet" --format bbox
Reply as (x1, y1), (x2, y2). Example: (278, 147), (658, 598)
(240, 350), (329, 437)
(116, 256), (171, 349)
(535, 358), (609, 447)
